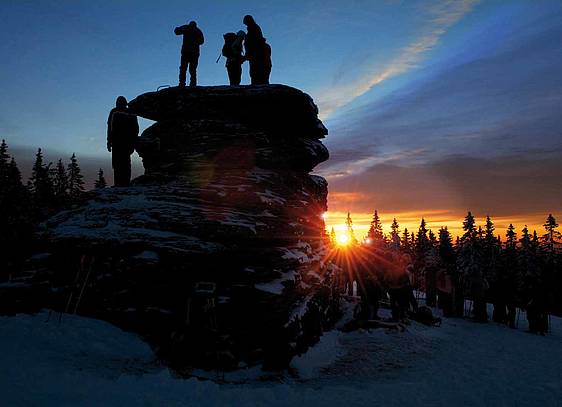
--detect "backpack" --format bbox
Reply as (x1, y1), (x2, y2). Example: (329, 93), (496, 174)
(222, 32), (237, 58)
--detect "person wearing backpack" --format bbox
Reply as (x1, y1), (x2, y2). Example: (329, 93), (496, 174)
(174, 20), (205, 87)
(107, 96), (139, 187)
(222, 31), (245, 85)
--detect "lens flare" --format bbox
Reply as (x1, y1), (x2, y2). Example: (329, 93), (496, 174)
(336, 233), (350, 246)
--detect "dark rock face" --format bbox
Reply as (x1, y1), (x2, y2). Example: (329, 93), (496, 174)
(39, 85), (337, 370)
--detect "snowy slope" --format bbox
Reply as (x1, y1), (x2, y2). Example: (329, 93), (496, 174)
(1, 310), (561, 407)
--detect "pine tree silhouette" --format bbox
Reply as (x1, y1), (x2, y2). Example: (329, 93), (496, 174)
(438, 227), (455, 267)
(456, 211), (486, 321)
(401, 227), (410, 251)
(0, 142), (33, 277)
(28, 148), (55, 215)
(67, 153), (85, 201)
(367, 210), (384, 244)
(51, 158), (69, 202)
(95, 168), (107, 189)
(505, 223), (517, 249)
(415, 218), (429, 253)
(542, 214), (560, 253)
(389, 217), (400, 249)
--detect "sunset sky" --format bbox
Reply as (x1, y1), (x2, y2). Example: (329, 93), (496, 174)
(1, 0), (561, 238)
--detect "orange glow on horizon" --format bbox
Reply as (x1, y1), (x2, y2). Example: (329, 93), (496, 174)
(325, 211), (553, 240)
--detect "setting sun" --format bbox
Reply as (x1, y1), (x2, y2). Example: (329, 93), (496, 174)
(336, 233), (350, 246)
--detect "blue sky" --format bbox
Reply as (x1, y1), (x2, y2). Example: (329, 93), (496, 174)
(1, 0), (561, 233)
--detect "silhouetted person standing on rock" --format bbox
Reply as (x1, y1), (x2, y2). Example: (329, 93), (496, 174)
(243, 15), (271, 85)
(222, 31), (246, 85)
(174, 21), (204, 87)
(107, 96), (139, 187)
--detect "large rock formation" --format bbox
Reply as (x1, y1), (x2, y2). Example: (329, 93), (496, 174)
(38, 85), (337, 370)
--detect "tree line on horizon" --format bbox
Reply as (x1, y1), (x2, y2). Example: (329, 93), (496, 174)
(334, 210), (562, 320)
(0, 140), (107, 276)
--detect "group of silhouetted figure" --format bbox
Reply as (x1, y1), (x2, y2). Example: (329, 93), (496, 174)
(106, 15), (272, 187)
(174, 15), (272, 87)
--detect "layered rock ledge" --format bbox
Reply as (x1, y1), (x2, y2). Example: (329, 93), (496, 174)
(39, 85), (337, 369)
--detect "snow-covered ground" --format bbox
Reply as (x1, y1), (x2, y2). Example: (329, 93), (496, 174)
(1, 309), (561, 407)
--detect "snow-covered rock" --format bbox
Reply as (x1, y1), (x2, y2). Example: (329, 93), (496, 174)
(30, 85), (336, 370)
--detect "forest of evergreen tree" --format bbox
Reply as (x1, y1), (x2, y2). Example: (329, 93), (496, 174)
(0, 140), (106, 276)
(330, 210), (562, 327)
(1, 138), (560, 329)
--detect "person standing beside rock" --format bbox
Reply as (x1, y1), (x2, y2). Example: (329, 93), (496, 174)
(243, 15), (270, 85)
(107, 96), (139, 187)
(174, 20), (204, 87)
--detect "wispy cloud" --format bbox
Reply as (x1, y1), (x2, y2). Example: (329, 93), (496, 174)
(317, 0), (480, 118)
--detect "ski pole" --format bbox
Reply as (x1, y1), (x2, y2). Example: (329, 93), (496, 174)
(216, 53), (222, 63)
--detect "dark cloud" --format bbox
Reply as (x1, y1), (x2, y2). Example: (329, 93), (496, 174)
(326, 152), (562, 218)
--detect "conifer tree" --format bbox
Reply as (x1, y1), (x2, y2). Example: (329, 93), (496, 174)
(542, 214), (560, 253)
(389, 218), (400, 249)
(438, 227), (455, 267)
(0, 139), (10, 185)
(521, 225), (531, 249)
(493, 223), (521, 324)
(401, 227), (410, 251)
(424, 227), (440, 306)
(367, 210), (384, 244)
(28, 148), (55, 214)
(51, 158), (69, 201)
(437, 228), (457, 317)
(412, 218), (430, 299)
(429, 229), (437, 245)
(505, 224), (517, 249)
(0, 144), (33, 277)
(457, 211), (486, 320)
(95, 168), (107, 189)
(345, 212), (358, 245)
(519, 225), (539, 281)
(67, 153), (85, 201)
(482, 215), (500, 301)
(484, 215), (495, 243)
(415, 218), (429, 253)
(462, 211), (477, 241)
(532, 230), (539, 248)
